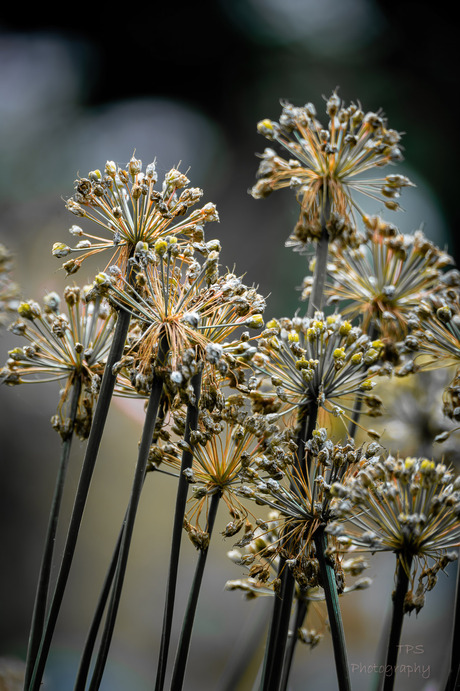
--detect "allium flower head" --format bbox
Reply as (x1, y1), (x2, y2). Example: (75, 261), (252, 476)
(92, 238), (265, 395)
(226, 509), (370, 627)
(232, 431), (374, 593)
(1, 287), (116, 438)
(253, 312), (384, 427)
(54, 155), (219, 275)
(251, 90), (413, 251)
(155, 413), (273, 542)
(318, 215), (452, 339)
(400, 289), (460, 419)
(328, 455), (460, 606)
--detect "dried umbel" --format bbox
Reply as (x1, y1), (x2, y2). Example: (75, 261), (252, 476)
(318, 215), (452, 339)
(328, 455), (460, 603)
(1, 287), (116, 439)
(251, 91), (413, 251)
(399, 290), (460, 419)
(252, 312), (385, 428)
(155, 412), (274, 538)
(91, 238), (265, 395)
(237, 430), (377, 567)
(226, 503), (371, 603)
(54, 155), (219, 275)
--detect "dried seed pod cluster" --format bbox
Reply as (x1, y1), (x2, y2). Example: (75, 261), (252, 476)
(251, 91), (413, 251)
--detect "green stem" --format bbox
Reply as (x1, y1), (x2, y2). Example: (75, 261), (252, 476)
(259, 408), (310, 691)
(279, 598), (308, 691)
(306, 194), (330, 319)
(314, 527), (351, 691)
(73, 515), (124, 691)
(347, 321), (378, 442)
(24, 378), (82, 689)
(155, 370), (203, 691)
(28, 306), (132, 691)
(87, 336), (169, 691)
(259, 200), (329, 691)
(382, 555), (413, 691)
(444, 560), (460, 691)
(170, 490), (221, 691)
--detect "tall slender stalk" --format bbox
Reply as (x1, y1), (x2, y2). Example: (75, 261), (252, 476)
(347, 321), (378, 442)
(279, 598), (308, 691)
(74, 393), (168, 690)
(170, 489), (221, 691)
(306, 198), (330, 319)
(259, 409), (310, 691)
(87, 334), (169, 691)
(314, 527), (351, 691)
(382, 555), (413, 691)
(28, 306), (132, 691)
(155, 369), (203, 691)
(24, 378), (82, 689)
(259, 193), (331, 691)
(73, 515), (124, 691)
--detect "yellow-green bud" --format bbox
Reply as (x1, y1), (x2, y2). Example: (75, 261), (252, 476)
(95, 272), (109, 285)
(339, 321), (352, 336)
(372, 339), (384, 350)
(18, 301), (41, 320)
(245, 314), (264, 330)
(266, 319), (279, 330)
(258, 119), (274, 132)
(364, 348), (379, 364)
(8, 347), (24, 361)
(420, 459), (435, 474)
(155, 240), (168, 256)
(52, 243), (71, 258)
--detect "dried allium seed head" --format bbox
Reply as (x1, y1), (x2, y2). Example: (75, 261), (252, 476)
(251, 91), (413, 252)
(56, 158), (220, 275)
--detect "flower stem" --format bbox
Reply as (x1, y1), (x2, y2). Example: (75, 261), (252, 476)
(155, 369), (203, 691)
(347, 321), (378, 441)
(314, 526), (351, 691)
(382, 555), (413, 691)
(73, 515), (124, 691)
(87, 334), (169, 691)
(24, 377), (82, 690)
(170, 490), (221, 691)
(259, 409), (310, 691)
(259, 557), (296, 691)
(306, 193), (330, 319)
(279, 598), (308, 691)
(28, 306), (132, 691)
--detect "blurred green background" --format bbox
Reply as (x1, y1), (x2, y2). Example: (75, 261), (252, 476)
(0, 2), (457, 689)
